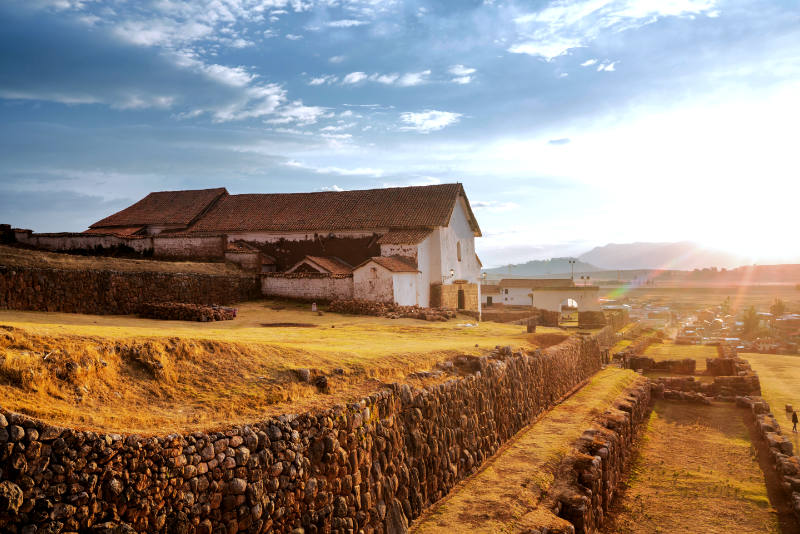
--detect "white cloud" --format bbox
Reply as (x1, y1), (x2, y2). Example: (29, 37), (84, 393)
(449, 66), (477, 85)
(369, 73), (400, 84)
(285, 160), (384, 177)
(266, 100), (328, 126)
(580, 58), (598, 67)
(399, 110), (462, 133)
(509, 0), (720, 60)
(309, 74), (338, 85)
(326, 19), (368, 27)
(396, 70), (431, 87)
(342, 71), (368, 84)
(202, 64), (256, 87)
(449, 64), (476, 76)
(321, 184), (344, 191)
(597, 61), (617, 71)
(286, 33), (303, 40)
(329, 55), (346, 63)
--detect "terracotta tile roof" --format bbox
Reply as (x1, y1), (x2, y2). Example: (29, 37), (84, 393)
(188, 184), (481, 234)
(376, 229), (433, 245)
(84, 226), (144, 236)
(225, 241), (260, 253)
(89, 188), (227, 229)
(355, 255), (419, 273)
(288, 255), (353, 274)
(498, 278), (576, 288)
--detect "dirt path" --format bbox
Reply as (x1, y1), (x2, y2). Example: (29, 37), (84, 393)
(410, 367), (639, 534)
(601, 401), (780, 534)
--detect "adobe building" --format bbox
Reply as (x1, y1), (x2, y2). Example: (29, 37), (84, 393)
(14, 184), (482, 311)
(482, 278), (600, 314)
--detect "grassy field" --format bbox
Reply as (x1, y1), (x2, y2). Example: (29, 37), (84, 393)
(0, 244), (246, 275)
(742, 352), (800, 450)
(411, 367), (640, 534)
(0, 300), (562, 434)
(603, 285), (800, 314)
(643, 340), (718, 372)
(601, 401), (779, 534)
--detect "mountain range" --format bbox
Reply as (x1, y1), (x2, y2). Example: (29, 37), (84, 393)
(483, 242), (756, 276)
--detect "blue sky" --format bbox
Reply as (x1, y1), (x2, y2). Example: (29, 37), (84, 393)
(1, 0), (799, 267)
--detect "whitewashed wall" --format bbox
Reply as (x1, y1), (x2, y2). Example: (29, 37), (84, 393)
(392, 273), (418, 306)
(352, 262), (394, 302)
(261, 275), (354, 300)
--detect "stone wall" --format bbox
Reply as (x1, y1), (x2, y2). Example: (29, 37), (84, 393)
(12, 230), (226, 262)
(0, 330), (611, 534)
(0, 265), (260, 315)
(739, 396), (800, 523)
(551, 377), (652, 533)
(261, 273), (354, 301)
(152, 236), (227, 261)
(429, 282), (479, 312)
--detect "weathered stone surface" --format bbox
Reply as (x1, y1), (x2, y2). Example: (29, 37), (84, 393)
(0, 480), (23, 513)
(0, 326), (618, 534)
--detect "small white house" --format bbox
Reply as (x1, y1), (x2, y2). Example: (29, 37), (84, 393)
(485, 278), (601, 312)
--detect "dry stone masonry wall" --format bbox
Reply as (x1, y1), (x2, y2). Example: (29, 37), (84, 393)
(0, 265), (260, 316)
(0, 329), (613, 534)
(551, 378), (652, 534)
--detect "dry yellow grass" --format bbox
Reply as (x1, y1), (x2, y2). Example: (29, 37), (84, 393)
(411, 367), (640, 534)
(0, 244), (245, 275)
(601, 401), (778, 534)
(0, 300), (555, 435)
(742, 352), (800, 452)
(643, 340), (718, 372)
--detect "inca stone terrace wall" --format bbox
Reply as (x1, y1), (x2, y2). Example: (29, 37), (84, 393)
(0, 329), (612, 534)
(0, 265), (260, 315)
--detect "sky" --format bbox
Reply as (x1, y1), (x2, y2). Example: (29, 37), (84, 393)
(1, 0), (799, 268)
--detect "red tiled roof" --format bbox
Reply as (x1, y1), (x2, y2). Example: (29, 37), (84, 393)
(287, 255), (353, 274)
(188, 184), (481, 234)
(89, 188), (227, 229)
(498, 278), (576, 288)
(376, 229), (433, 245)
(355, 255), (419, 273)
(84, 226), (144, 236)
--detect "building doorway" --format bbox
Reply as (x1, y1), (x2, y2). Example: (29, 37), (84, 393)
(486, 296), (493, 307)
(457, 289), (465, 310)
(560, 298), (578, 326)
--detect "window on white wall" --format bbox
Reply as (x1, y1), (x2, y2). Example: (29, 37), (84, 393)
(457, 241), (462, 262)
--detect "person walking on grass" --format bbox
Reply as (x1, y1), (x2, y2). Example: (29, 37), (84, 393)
(793, 410), (798, 433)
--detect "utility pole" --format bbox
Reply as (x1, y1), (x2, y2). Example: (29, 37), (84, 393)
(569, 259), (576, 281)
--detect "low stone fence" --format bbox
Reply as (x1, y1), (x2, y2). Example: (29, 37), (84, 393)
(651, 343), (762, 401)
(617, 331), (661, 361)
(627, 356), (696, 375)
(261, 273), (353, 301)
(552, 377), (652, 533)
(0, 332), (609, 534)
(327, 300), (456, 321)
(577, 310), (606, 329)
(739, 396), (800, 523)
(0, 265), (260, 315)
(138, 302), (237, 322)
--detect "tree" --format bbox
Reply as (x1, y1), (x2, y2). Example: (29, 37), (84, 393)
(742, 306), (760, 338)
(770, 298), (787, 318)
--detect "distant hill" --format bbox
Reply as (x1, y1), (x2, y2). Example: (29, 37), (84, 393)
(482, 257), (603, 277)
(578, 242), (748, 271)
